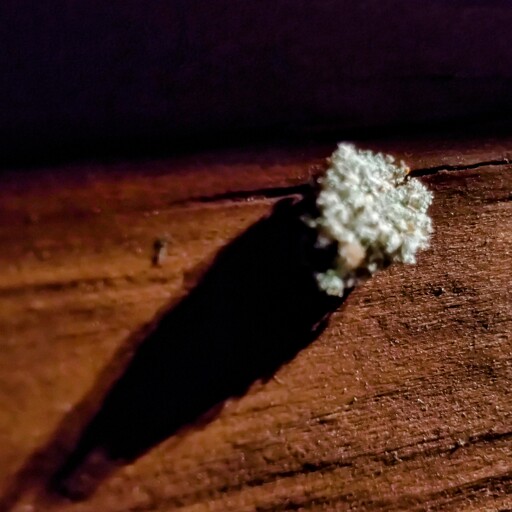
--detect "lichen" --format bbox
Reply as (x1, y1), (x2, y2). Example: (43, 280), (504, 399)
(305, 143), (433, 296)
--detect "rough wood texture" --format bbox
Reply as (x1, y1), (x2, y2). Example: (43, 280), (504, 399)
(0, 135), (511, 511)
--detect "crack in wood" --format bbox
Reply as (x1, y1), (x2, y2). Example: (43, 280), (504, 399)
(168, 161), (512, 208)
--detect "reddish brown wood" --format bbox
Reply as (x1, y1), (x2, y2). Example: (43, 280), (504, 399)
(0, 136), (511, 511)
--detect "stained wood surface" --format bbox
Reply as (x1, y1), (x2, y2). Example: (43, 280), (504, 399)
(0, 135), (511, 511)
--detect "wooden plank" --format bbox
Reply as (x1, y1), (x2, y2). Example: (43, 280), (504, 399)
(0, 141), (511, 511)
(2, 133), (512, 215)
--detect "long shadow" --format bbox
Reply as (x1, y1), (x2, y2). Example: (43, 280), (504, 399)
(2, 195), (344, 507)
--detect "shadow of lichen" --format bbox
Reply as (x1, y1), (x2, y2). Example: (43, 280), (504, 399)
(1, 194), (344, 509)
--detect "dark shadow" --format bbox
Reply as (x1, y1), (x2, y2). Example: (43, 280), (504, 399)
(4, 1), (512, 168)
(0, 194), (344, 508)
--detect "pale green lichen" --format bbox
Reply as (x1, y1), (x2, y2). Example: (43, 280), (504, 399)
(306, 143), (433, 297)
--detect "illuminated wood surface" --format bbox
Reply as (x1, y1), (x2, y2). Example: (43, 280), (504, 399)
(0, 134), (511, 511)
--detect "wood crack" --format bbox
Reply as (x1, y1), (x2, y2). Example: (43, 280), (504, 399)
(169, 160), (512, 208)
(412, 159), (512, 176)
(168, 184), (311, 207)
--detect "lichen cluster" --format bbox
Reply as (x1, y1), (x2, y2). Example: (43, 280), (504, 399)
(306, 143), (433, 296)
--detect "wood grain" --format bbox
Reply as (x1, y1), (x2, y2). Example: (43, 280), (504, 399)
(0, 136), (511, 511)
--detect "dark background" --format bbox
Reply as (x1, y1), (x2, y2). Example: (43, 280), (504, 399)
(2, 0), (512, 165)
